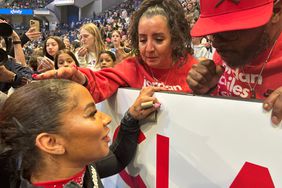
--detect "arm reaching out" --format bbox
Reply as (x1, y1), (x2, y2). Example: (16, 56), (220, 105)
(95, 86), (162, 177)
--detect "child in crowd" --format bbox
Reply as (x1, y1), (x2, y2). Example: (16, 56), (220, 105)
(54, 49), (80, 69)
(97, 51), (116, 69)
(37, 36), (66, 73)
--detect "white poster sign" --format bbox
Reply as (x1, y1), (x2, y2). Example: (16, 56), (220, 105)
(97, 88), (282, 188)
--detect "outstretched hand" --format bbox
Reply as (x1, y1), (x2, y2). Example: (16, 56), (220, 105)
(128, 87), (163, 120)
(263, 87), (282, 126)
(33, 65), (87, 86)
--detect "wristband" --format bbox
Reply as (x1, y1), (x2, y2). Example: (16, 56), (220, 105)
(13, 41), (21, 45)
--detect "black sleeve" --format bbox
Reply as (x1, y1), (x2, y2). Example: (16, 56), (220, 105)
(20, 33), (30, 46)
(7, 34), (30, 57)
(95, 111), (140, 178)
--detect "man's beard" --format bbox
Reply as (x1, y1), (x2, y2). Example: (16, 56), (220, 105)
(223, 31), (271, 68)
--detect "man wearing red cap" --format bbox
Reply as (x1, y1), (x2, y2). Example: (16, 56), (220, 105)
(187, 0), (282, 125)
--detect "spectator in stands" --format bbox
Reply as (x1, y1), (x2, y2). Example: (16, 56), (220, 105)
(75, 23), (105, 71)
(97, 50), (116, 69)
(43, 36), (65, 61)
(191, 36), (211, 60)
(0, 59), (33, 93)
(34, 0), (197, 103)
(9, 0), (53, 9)
(63, 36), (71, 50)
(110, 30), (131, 63)
(0, 22), (33, 93)
(38, 36), (65, 72)
(0, 20), (26, 66)
(27, 47), (44, 72)
(187, 0), (282, 125)
(0, 79), (161, 187)
(54, 49), (80, 69)
(186, 2), (200, 19)
(0, 18), (41, 66)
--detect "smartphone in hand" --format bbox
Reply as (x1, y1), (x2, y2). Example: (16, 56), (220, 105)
(30, 19), (40, 32)
(36, 56), (54, 73)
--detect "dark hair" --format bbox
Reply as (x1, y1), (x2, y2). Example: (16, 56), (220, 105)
(54, 49), (80, 69)
(43, 36), (66, 60)
(98, 50), (116, 62)
(28, 55), (39, 71)
(0, 79), (75, 179)
(129, 0), (193, 64)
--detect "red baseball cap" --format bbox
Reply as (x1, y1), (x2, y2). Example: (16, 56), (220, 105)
(191, 0), (274, 36)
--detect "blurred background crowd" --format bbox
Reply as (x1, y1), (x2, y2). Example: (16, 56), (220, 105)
(0, 0), (215, 97)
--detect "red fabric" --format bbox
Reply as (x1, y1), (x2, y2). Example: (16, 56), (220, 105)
(212, 32), (282, 99)
(33, 167), (86, 188)
(191, 0), (273, 36)
(79, 55), (197, 103)
(230, 162), (274, 188)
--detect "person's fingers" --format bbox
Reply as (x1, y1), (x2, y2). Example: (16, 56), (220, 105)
(271, 94), (282, 125)
(142, 105), (158, 116)
(151, 86), (166, 92)
(188, 66), (209, 84)
(215, 65), (225, 77)
(263, 90), (281, 111)
(199, 59), (217, 75)
(35, 68), (67, 79)
(38, 60), (54, 72)
(129, 96), (160, 120)
(187, 75), (210, 94)
(44, 58), (54, 66)
(140, 86), (159, 97)
(28, 27), (35, 32)
(78, 47), (87, 56)
(263, 89), (282, 125)
(28, 32), (41, 37)
(270, 94), (282, 125)
(42, 62), (51, 70)
(37, 62), (46, 73)
(38, 69), (57, 79)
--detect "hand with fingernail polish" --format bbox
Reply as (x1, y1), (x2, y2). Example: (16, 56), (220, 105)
(32, 65), (87, 86)
(128, 86), (162, 120)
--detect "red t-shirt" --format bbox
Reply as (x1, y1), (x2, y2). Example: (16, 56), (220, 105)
(213, 32), (282, 99)
(80, 54), (197, 103)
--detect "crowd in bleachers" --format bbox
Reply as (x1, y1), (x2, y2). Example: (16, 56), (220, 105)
(1, 0), (53, 9)
(1, 0), (203, 86)
(25, 0), (205, 62)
